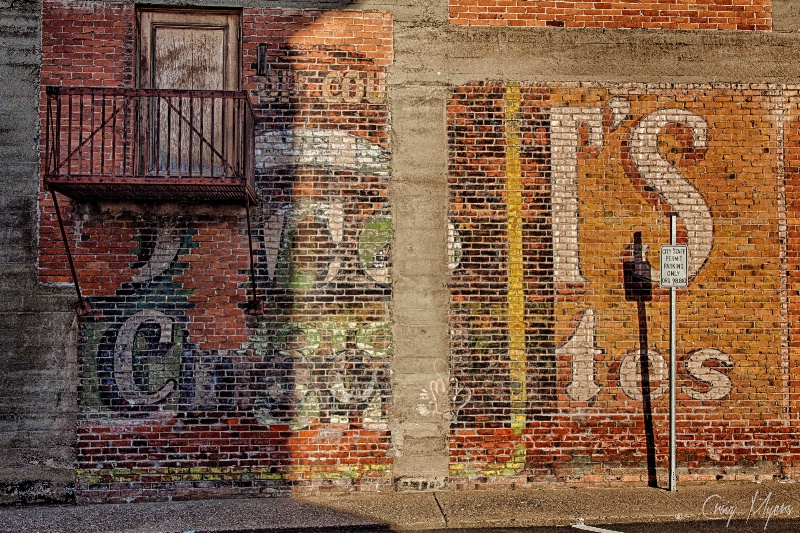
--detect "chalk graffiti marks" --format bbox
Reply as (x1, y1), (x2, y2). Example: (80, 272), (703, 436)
(416, 365), (472, 422)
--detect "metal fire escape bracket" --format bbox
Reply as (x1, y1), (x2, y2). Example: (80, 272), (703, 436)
(49, 187), (94, 319)
(43, 87), (263, 318)
(49, 186), (263, 319)
(245, 196), (264, 316)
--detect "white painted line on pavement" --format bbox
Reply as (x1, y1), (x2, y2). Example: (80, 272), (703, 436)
(572, 524), (625, 533)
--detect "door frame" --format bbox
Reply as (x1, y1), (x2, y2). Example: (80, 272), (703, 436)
(137, 8), (242, 91)
(135, 8), (242, 176)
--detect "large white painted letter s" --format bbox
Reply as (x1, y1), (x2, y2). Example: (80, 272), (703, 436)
(629, 109), (713, 280)
(684, 348), (733, 400)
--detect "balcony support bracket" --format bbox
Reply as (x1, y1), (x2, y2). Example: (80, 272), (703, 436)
(49, 187), (93, 318)
(245, 196), (264, 316)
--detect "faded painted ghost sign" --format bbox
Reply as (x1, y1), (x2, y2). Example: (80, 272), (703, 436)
(447, 83), (783, 419)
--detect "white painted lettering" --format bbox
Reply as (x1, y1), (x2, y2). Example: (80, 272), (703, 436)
(619, 348), (667, 401)
(684, 348), (733, 401)
(560, 309), (602, 402)
(550, 107), (604, 285)
(629, 109), (713, 280)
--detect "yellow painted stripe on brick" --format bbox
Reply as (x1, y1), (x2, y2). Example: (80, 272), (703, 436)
(505, 81), (526, 432)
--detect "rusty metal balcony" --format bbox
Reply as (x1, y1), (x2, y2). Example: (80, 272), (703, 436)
(43, 87), (256, 204)
(43, 87), (263, 317)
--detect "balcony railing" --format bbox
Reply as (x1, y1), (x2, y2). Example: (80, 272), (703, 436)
(44, 87), (256, 204)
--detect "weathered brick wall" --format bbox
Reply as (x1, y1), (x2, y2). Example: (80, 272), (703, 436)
(39, 1), (393, 503)
(38, 0), (134, 285)
(449, 0), (772, 29)
(15, 0), (800, 507)
(446, 82), (798, 486)
(783, 88), (800, 470)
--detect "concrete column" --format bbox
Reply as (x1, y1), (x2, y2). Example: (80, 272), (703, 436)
(389, 84), (452, 489)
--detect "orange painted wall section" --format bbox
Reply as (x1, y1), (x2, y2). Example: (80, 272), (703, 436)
(448, 83), (797, 484)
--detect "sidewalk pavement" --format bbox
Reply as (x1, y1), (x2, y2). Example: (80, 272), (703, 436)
(1, 480), (798, 532)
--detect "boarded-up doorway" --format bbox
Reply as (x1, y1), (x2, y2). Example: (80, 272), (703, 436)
(137, 9), (241, 176)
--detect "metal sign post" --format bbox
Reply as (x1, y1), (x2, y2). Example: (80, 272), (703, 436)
(660, 215), (687, 492)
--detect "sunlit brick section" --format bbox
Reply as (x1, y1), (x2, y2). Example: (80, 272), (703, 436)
(447, 83), (795, 486)
(449, 0), (772, 30)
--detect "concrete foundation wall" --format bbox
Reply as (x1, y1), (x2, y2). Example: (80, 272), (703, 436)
(0, 0), (77, 505)
(5, 0), (800, 504)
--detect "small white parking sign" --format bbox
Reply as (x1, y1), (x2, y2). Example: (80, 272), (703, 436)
(660, 245), (688, 287)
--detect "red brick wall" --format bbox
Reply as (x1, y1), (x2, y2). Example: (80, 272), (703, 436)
(449, 0), (772, 29)
(37, 0), (800, 505)
(783, 88), (800, 478)
(40, 1), (393, 503)
(447, 82), (798, 485)
(40, 0), (133, 88)
(39, 0), (135, 286)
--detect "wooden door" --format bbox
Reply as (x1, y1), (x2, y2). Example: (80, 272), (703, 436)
(138, 9), (240, 176)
